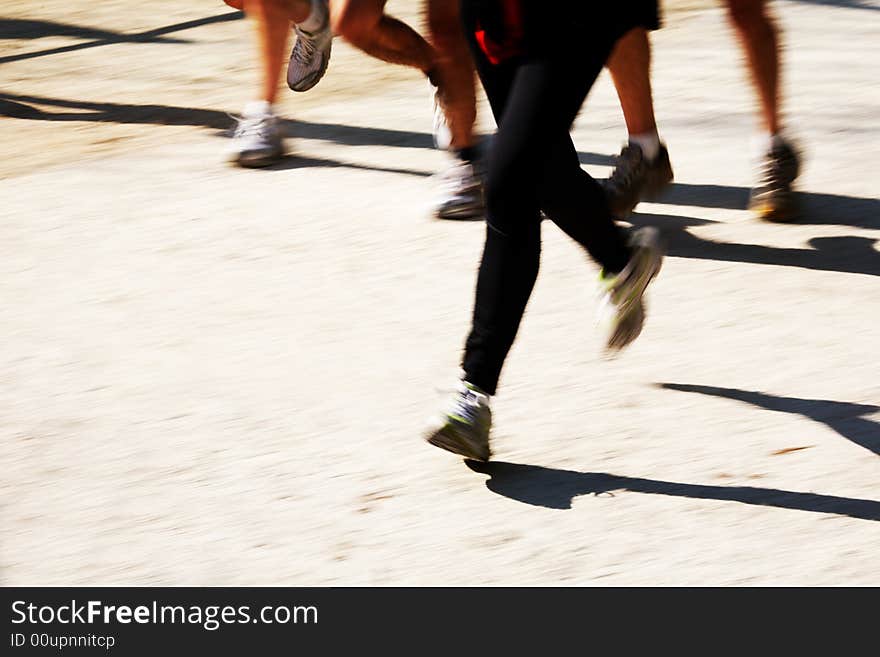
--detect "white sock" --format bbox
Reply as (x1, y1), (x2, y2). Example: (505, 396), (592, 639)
(752, 131), (786, 157)
(628, 131), (661, 162)
(243, 100), (274, 117)
(299, 0), (328, 33)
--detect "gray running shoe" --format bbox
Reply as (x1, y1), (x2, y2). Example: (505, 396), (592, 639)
(286, 10), (332, 93)
(602, 143), (674, 219)
(228, 104), (284, 168)
(748, 139), (801, 222)
(425, 381), (492, 461)
(434, 159), (485, 220)
(597, 226), (665, 352)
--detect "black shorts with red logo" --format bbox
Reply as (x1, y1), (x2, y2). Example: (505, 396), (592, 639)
(466, 0), (661, 65)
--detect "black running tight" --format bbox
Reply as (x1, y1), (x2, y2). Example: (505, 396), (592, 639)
(459, 1), (637, 395)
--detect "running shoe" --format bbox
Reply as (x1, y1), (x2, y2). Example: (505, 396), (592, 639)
(286, 9), (332, 92)
(435, 159), (485, 220)
(748, 139), (801, 222)
(425, 381), (492, 461)
(597, 226), (665, 352)
(602, 143), (674, 219)
(228, 102), (285, 167)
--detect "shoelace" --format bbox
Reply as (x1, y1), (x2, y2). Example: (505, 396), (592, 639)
(757, 146), (797, 188)
(450, 390), (483, 424)
(439, 161), (479, 194)
(233, 115), (274, 140)
(293, 28), (319, 65)
(606, 145), (645, 191)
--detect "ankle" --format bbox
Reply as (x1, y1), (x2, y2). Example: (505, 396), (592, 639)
(751, 131), (787, 157)
(455, 145), (479, 163)
(298, 0), (328, 33)
(628, 130), (661, 162)
(243, 100), (274, 117)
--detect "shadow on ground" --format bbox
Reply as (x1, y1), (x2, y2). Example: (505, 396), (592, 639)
(0, 18), (186, 43)
(2, 93), (877, 233)
(0, 13), (242, 65)
(786, 0), (880, 10)
(631, 212), (880, 275)
(660, 383), (880, 456)
(653, 183), (879, 228)
(466, 461), (880, 520)
(0, 92), (437, 147)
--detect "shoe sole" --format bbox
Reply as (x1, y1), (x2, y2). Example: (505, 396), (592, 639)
(231, 149), (285, 168)
(425, 427), (490, 462)
(749, 198), (799, 223)
(435, 205), (485, 221)
(288, 41), (332, 93)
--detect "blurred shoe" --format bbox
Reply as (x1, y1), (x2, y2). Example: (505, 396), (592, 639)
(602, 143), (674, 219)
(435, 159), (485, 220)
(425, 381), (492, 461)
(748, 138), (801, 222)
(430, 78), (453, 151)
(598, 226), (665, 352)
(228, 101), (284, 168)
(286, 7), (332, 92)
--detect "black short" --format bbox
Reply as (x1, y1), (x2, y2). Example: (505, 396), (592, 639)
(637, 0), (662, 31)
(464, 1), (662, 63)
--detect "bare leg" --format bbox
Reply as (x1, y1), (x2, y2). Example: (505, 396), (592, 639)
(425, 0), (476, 150)
(243, 0), (312, 103)
(606, 27), (657, 136)
(228, 0), (313, 167)
(726, 0), (780, 134)
(602, 27), (672, 218)
(331, 0), (434, 73)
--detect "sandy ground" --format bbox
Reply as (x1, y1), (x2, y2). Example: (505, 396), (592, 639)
(1, 1), (879, 585)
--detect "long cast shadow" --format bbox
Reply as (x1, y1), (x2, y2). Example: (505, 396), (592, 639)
(267, 154), (431, 178)
(653, 183), (879, 229)
(5, 93), (875, 231)
(0, 18), (185, 43)
(0, 92), (617, 165)
(0, 93), (433, 177)
(0, 12), (243, 65)
(630, 212), (880, 276)
(466, 461), (880, 520)
(661, 383), (880, 457)
(0, 92), (434, 148)
(785, 0), (880, 10)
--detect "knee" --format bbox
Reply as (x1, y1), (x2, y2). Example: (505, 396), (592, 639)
(251, 0), (294, 13)
(726, 0), (769, 31)
(482, 170), (506, 222)
(484, 167), (538, 235)
(483, 165), (515, 218)
(331, 2), (380, 43)
(243, 0), (298, 18)
(427, 4), (465, 55)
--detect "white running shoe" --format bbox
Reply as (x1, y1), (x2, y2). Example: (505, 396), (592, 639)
(597, 227), (665, 352)
(434, 159), (485, 220)
(286, 8), (333, 93)
(228, 101), (285, 168)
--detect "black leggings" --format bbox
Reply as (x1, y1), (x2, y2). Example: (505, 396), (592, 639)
(460, 1), (636, 395)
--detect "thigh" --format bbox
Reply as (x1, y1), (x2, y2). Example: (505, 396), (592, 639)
(330, 0), (389, 32)
(425, 0), (460, 26)
(490, 54), (606, 177)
